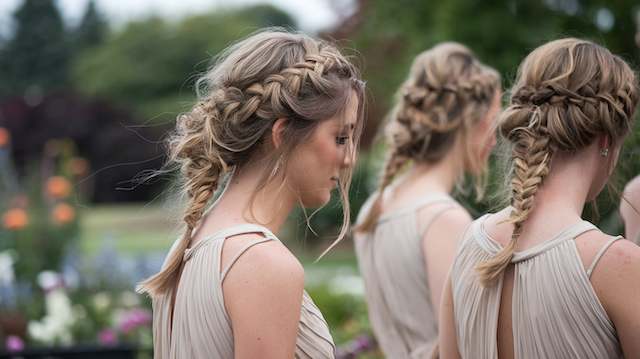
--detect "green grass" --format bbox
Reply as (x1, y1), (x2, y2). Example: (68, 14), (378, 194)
(80, 204), (177, 256)
(79, 203), (360, 270)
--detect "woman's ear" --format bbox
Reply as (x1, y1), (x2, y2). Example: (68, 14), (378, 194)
(598, 134), (611, 151)
(271, 118), (288, 149)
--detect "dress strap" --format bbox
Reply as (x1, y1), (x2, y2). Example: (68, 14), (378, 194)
(474, 215), (601, 262)
(220, 237), (274, 282)
(417, 203), (459, 238)
(215, 224), (279, 282)
(586, 236), (622, 278)
(183, 223), (278, 262)
(512, 221), (597, 262)
(378, 192), (455, 223)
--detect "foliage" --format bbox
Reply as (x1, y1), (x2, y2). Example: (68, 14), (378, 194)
(0, 137), (84, 288)
(71, 5), (295, 123)
(346, 0), (640, 228)
(0, 93), (166, 203)
(74, 0), (108, 52)
(306, 279), (381, 358)
(0, 0), (70, 98)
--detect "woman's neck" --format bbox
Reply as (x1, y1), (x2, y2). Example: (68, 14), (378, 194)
(406, 146), (464, 195)
(201, 164), (297, 235)
(498, 146), (602, 243)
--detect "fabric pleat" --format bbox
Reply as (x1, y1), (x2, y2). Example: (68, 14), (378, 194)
(354, 193), (458, 359)
(450, 215), (622, 359)
(152, 223), (335, 359)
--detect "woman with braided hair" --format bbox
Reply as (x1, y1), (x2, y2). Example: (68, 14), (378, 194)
(439, 38), (640, 358)
(136, 29), (365, 358)
(352, 42), (501, 358)
(620, 175), (640, 243)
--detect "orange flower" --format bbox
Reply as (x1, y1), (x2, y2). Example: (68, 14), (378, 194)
(0, 127), (9, 148)
(3, 208), (28, 230)
(52, 203), (75, 225)
(46, 176), (72, 199)
(68, 158), (89, 177)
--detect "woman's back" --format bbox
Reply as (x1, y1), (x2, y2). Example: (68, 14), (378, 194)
(354, 191), (460, 358)
(451, 212), (624, 358)
(353, 42), (500, 358)
(438, 37), (640, 358)
(152, 224), (335, 358)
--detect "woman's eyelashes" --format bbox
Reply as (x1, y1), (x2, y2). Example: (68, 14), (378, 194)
(335, 135), (350, 145)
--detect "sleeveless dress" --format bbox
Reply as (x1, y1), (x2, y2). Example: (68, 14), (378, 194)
(151, 223), (336, 358)
(354, 193), (459, 358)
(450, 215), (623, 358)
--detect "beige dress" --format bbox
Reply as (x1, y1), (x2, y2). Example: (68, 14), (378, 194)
(450, 215), (623, 358)
(354, 193), (458, 359)
(151, 223), (335, 358)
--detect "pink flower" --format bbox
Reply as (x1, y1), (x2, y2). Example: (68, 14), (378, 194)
(98, 328), (118, 346)
(118, 308), (151, 334)
(6, 335), (24, 352)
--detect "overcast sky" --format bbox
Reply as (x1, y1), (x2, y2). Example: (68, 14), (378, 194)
(0, 0), (347, 37)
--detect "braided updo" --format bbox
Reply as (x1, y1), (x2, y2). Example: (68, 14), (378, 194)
(357, 42), (500, 233)
(138, 29), (365, 297)
(476, 38), (639, 286)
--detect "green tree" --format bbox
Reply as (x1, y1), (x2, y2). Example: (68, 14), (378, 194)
(74, 0), (107, 51)
(343, 0), (640, 230)
(72, 5), (295, 121)
(0, 0), (70, 98)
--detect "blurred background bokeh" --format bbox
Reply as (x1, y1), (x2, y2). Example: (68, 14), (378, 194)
(0, 0), (639, 357)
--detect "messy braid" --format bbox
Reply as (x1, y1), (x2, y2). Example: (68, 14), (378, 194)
(477, 38), (639, 286)
(137, 29), (365, 297)
(356, 42), (500, 233)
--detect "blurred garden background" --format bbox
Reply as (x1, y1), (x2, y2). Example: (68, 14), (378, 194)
(0, 0), (639, 357)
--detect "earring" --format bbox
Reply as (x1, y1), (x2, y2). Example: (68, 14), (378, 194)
(269, 157), (283, 178)
(600, 148), (609, 157)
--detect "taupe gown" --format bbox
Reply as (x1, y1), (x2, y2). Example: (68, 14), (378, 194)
(151, 223), (335, 358)
(354, 193), (459, 358)
(450, 215), (623, 358)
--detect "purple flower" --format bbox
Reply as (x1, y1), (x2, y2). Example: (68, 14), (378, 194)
(98, 329), (118, 346)
(5, 335), (24, 352)
(353, 335), (374, 351)
(336, 335), (377, 358)
(118, 308), (151, 334)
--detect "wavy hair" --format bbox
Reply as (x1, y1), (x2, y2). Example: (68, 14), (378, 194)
(357, 42), (500, 233)
(476, 38), (639, 286)
(137, 29), (365, 297)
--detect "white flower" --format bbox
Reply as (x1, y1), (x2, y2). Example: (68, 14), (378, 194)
(0, 251), (15, 286)
(28, 287), (77, 345)
(92, 292), (111, 312)
(47, 289), (74, 323)
(37, 271), (60, 291)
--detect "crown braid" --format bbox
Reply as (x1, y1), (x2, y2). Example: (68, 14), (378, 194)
(138, 30), (364, 297)
(476, 38), (639, 286)
(357, 42), (500, 233)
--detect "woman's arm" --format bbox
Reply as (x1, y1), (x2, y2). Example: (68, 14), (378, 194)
(591, 238), (640, 356)
(620, 177), (640, 243)
(223, 236), (304, 359)
(422, 207), (471, 320)
(438, 274), (461, 359)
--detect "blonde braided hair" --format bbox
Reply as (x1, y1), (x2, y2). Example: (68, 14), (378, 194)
(357, 42), (500, 233)
(476, 38), (639, 286)
(137, 29), (365, 297)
